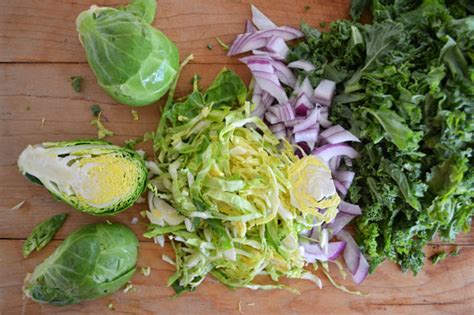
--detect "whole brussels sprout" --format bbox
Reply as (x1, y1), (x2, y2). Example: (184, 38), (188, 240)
(23, 223), (138, 306)
(76, 0), (179, 106)
(18, 140), (147, 216)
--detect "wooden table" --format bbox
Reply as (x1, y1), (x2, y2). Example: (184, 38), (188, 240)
(1, 1), (473, 314)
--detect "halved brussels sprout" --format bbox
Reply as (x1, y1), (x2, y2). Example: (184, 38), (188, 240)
(23, 223), (138, 305)
(76, 0), (179, 106)
(18, 140), (147, 216)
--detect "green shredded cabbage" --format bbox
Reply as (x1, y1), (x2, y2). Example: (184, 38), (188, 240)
(145, 69), (339, 295)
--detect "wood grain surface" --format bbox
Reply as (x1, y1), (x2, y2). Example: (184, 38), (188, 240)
(0, 1), (473, 314)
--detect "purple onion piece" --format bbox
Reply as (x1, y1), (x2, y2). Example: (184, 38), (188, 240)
(312, 144), (359, 163)
(287, 60), (316, 72)
(251, 4), (277, 30)
(314, 79), (336, 106)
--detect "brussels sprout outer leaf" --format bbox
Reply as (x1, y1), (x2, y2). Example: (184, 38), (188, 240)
(23, 223), (138, 305)
(122, 0), (157, 24)
(23, 213), (68, 258)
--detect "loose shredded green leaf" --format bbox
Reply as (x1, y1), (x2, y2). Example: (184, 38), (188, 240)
(22, 213), (68, 258)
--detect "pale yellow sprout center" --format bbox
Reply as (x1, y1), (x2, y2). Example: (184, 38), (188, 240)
(76, 155), (139, 206)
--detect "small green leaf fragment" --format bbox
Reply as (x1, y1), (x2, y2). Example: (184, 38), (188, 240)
(430, 251), (448, 265)
(70, 76), (83, 93)
(304, 5), (311, 12)
(90, 111), (114, 139)
(450, 247), (461, 256)
(207, 43), (213, 50)
(22, 213), (68, 258)
(216, 37), (229, 51)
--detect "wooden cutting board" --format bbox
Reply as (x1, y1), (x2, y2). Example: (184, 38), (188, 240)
(0, 1), (473, 314)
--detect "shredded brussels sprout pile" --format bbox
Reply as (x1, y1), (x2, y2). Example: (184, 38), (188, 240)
(145, 69), (339, 294)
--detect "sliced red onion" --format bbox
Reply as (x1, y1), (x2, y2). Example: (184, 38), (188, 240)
(312, 144), (359, 163)
(252, 83), (263, 106)
(251, 4), (277, 30)
(327, 213), (355, 235)
(268, 102), (295, 122)
(261, 91), (274, 107)
(352, 254), (369, 285)
(295, 76), (314, 99)
(240, 55), (274, 73)
(246, 20), (257, 33)
(256, 75), (288, 104)
(228, 33), (266, 56)
(328, 156), (342, 173)
(264, 112), (279, 124)
(228, 26), (303, 56)
(284, 117), (305, 127)
(303, 241), (346, 262)
(269, 122), (285, 133)
(334, 179), (348, 198)
(251, 102), (266, 118)
(240, 56), (288, 104)
(271, 60), (296, 87)
(338, 201), (362, 216)
(293, 107), (320, 133)
(314, 79), (336, 106)
(336, 230), (360, 275)
(334, 171), (355, 190)
(294, 93), (314, 116)
(324, 130), (360, 144)
(288, 60), (316, 72)
(294, 127), (319, 143)
(319, 114), (333, 128)
(266, 36), (290, 60)
(252, 49), (286, 61)
(320, 125), (346, 140)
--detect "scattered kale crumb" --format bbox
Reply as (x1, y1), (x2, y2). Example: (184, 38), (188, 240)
(216, 37), (229, 51)
(207, 43), (213, 50)
(450, 247), (461, 256)
(304, 5), (311, 12)
(319, 21), (326, 28)
(91, 104), (101, 117)
(70, 76), (83, 93)
(430, 251), (448, 265)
